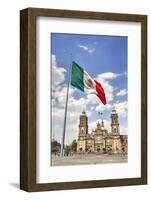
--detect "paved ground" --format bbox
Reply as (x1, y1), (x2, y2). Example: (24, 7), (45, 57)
(51, 153), (128, 166)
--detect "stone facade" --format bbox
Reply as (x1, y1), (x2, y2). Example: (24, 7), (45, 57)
(77, 109), (128, 154)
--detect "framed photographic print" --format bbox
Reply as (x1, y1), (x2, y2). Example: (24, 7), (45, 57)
(20, 8), (147, 191)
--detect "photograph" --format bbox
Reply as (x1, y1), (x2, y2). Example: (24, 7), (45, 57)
(20, 7), (147, 192)
(51, 33), (128, 166)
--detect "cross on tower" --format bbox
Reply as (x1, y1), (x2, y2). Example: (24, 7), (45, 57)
(98, 111), (103, 121)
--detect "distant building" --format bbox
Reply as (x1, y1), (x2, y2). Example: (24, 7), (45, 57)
(77, 108), (128, 154)
(51, 139), (61, 155)
(120, 135), (128, 153)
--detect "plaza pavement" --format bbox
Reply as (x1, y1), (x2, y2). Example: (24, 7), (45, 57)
(51, 153), (128, 166)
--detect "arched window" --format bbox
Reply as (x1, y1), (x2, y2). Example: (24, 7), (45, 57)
(114, 128), (116, 133)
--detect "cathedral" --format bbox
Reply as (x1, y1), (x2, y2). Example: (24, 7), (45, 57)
(77, 108), (128, 154)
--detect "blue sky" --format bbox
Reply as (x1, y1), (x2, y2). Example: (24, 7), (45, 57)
(51, 33), (128, 144)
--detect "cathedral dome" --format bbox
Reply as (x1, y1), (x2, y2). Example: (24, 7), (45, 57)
(96, 120), (105, 131)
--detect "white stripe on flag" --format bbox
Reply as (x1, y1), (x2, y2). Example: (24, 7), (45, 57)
(83, 70), (96, 94)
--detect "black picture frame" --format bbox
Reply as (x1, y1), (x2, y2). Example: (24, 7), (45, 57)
(20, 7), (147, 192)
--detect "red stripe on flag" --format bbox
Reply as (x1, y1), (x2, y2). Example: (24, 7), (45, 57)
(94, 80), (107, 105)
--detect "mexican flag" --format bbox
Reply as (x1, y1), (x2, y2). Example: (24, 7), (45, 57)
(71, 61), (107, 105)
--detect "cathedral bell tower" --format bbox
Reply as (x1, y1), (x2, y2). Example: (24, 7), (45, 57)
(77, 110), (88, 152)
(79, 110), (88, 136)
(111, 108), (120, 135)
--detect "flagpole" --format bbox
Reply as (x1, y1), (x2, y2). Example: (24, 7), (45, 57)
(60, 55), (73, 157)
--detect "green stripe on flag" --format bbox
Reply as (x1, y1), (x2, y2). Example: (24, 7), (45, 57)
(71, 62), (84, 92)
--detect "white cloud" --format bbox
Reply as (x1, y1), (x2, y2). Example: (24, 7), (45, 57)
(95, 103), (112, 113)
(95, 73), (115, 102)
(124, 72), (127, 77)
(95, 72), (126, 103)
(52, 92), (89, 144)
(89, 119), (100, 132)
(51, 53), (90, 144)
(51, 54), (81, 144)
(51, 55), (127, 144)
(86, 93), (100, 105)
(78, 44), (95, 54)
(52, 85), (75, 106)
(116, 89), (127, 96)
(90, 106), (95, 111)
(97, 72), (120, 80)
(120, 125), (128, 135)
(51, 54), (66, 89)
(79, 45), (88, 51)
(88, 48), (95, 54)
(114, 101), (128, 118)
